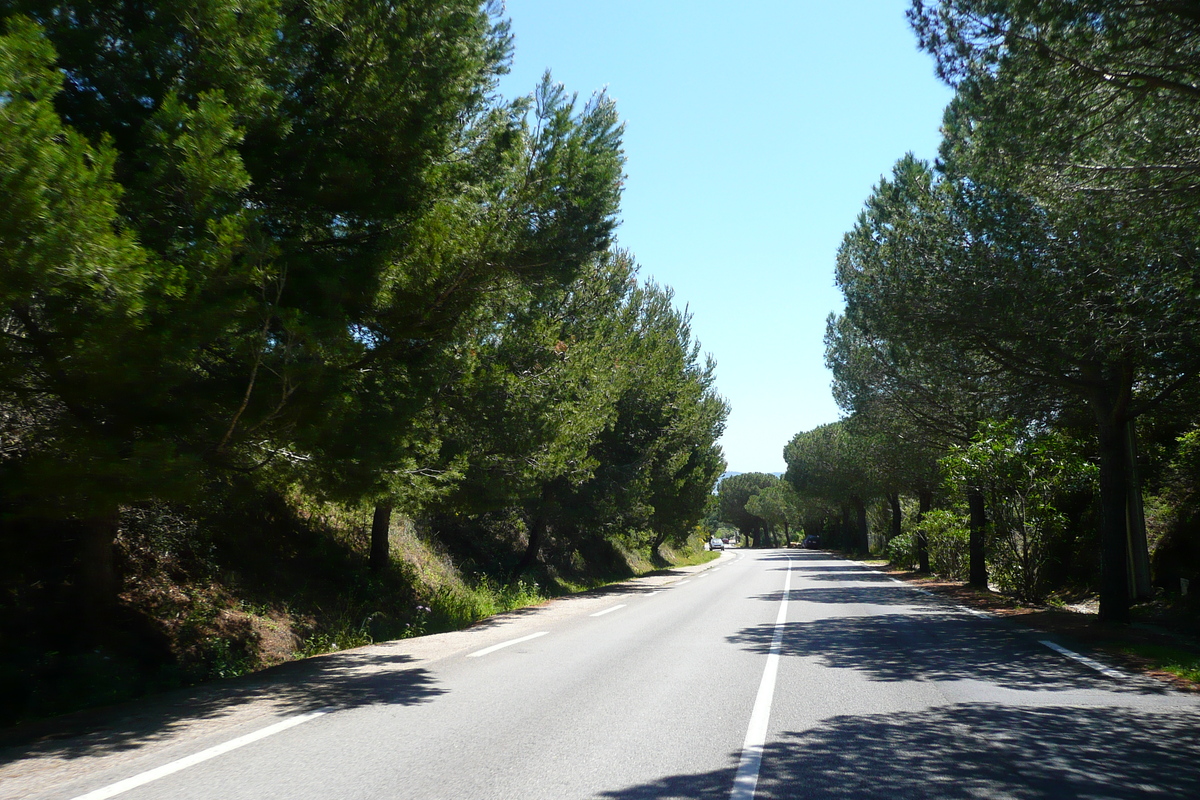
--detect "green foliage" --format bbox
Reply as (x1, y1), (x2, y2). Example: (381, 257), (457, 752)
(428, 249), (725, 572)
(784, 421), (878, 506)
(783, 420), (886, 551)
(884, 509), (970, 579)
(831, 87), (1200, 615)
(1148, 424), (1200, 590)
(0, 15), (173, 514)
(892, 1), (1200, 619)
(716, 473), (780, 545)
(910, 0), (1200, 214)
(943, 420), (1097, 600)
(916, 510), (970, 581)
(422, 578), (546, 632)
(0, 0), (725, 720)
(885, 529), (919, 570)
(746, 483), (802, 538)
(1122, 644), (1200, 685)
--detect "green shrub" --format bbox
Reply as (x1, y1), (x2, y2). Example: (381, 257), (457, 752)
(942, 420), (1095, 601)
(885, 529), (918, 570)
(914, 510), (970, 580)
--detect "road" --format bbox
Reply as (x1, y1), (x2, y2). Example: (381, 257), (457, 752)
(4, 549), (1200, 799)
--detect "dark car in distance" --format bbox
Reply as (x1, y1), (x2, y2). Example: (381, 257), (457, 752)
(802, 534), (821, 549)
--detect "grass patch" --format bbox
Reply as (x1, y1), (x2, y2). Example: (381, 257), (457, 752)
(1122, 644), (1200, 684)
(665, 548), (720, 568)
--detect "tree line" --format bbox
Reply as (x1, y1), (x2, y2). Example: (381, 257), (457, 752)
(784, 0), (1200, 623)
(0, 0), (727, 647)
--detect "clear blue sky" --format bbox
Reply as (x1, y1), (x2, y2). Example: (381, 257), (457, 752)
(497, 1), (953, 474)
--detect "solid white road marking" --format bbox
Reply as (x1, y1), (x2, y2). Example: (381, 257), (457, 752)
(69, 709), (331, 800)
(466, 631), (549, 658)
(1041, 640), (1127, 680)
(730, 557), (793, 800)
(957, 605), (994, 619)
(590, 604), (627, 617)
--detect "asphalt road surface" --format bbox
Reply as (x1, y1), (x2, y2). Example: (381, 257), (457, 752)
(5, 549), (1200, 799)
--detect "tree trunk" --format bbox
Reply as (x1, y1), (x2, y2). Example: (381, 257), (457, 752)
(370, 501), (393, 574)
(967, 485), (988, 588)
(888, 493), (902, 542)
(514, 513), (546, 577)
(1095, 415), (1133, 622)
(852, 496), (869, 554)
(1125, 419), (1152, 600)
(516, 483), (557, 578)
(916, 488), (932, 573)
(650, 530), (668, 554)
(78, 507), (121, 641)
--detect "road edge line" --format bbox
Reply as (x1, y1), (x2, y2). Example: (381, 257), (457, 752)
(466, 631), (549, 658)
(1040, 639), (1127, 680)
(69, 709), (331, 800)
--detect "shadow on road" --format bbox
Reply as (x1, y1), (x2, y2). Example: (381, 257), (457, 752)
(798, 569), (897, 582)
(598, 703), (1200, 799)
(755, 551), (854, 571)
(0, 650), (443, 761)
(727, 613), (1160, 693)
(751, 585), (946, 608)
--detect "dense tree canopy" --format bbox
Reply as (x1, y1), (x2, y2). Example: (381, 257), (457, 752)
(0, 1), (726, 647)
(716, 473), (778, 548)
(796, 1), (1200, 620)
(910, 0), (1200, 210)
(784, 421), (878, 553)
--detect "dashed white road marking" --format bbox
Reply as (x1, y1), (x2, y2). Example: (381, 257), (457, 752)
(697, 573), (710, 579)
(957, 604), (994, 620)
(675, 580), (692, 586)
(590, 604), (627, 617)
(645, 591), (660, 597)
(1041, 640), (1127, 680)
(69, 709), (331, 800)
(466, 631), (549, 658)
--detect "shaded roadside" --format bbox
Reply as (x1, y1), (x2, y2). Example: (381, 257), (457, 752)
(873, 558), (1200, 693)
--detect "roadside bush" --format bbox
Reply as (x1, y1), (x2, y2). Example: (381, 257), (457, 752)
(915, 510), (970, 580)
(944, 420), (1096, 602)
(885, 529), (918, 570)
(988, 507), (1069, 602)
(1150, 425), (1200, 594)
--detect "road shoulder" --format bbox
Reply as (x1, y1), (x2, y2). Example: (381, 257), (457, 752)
(864, 557), (1200, 694)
